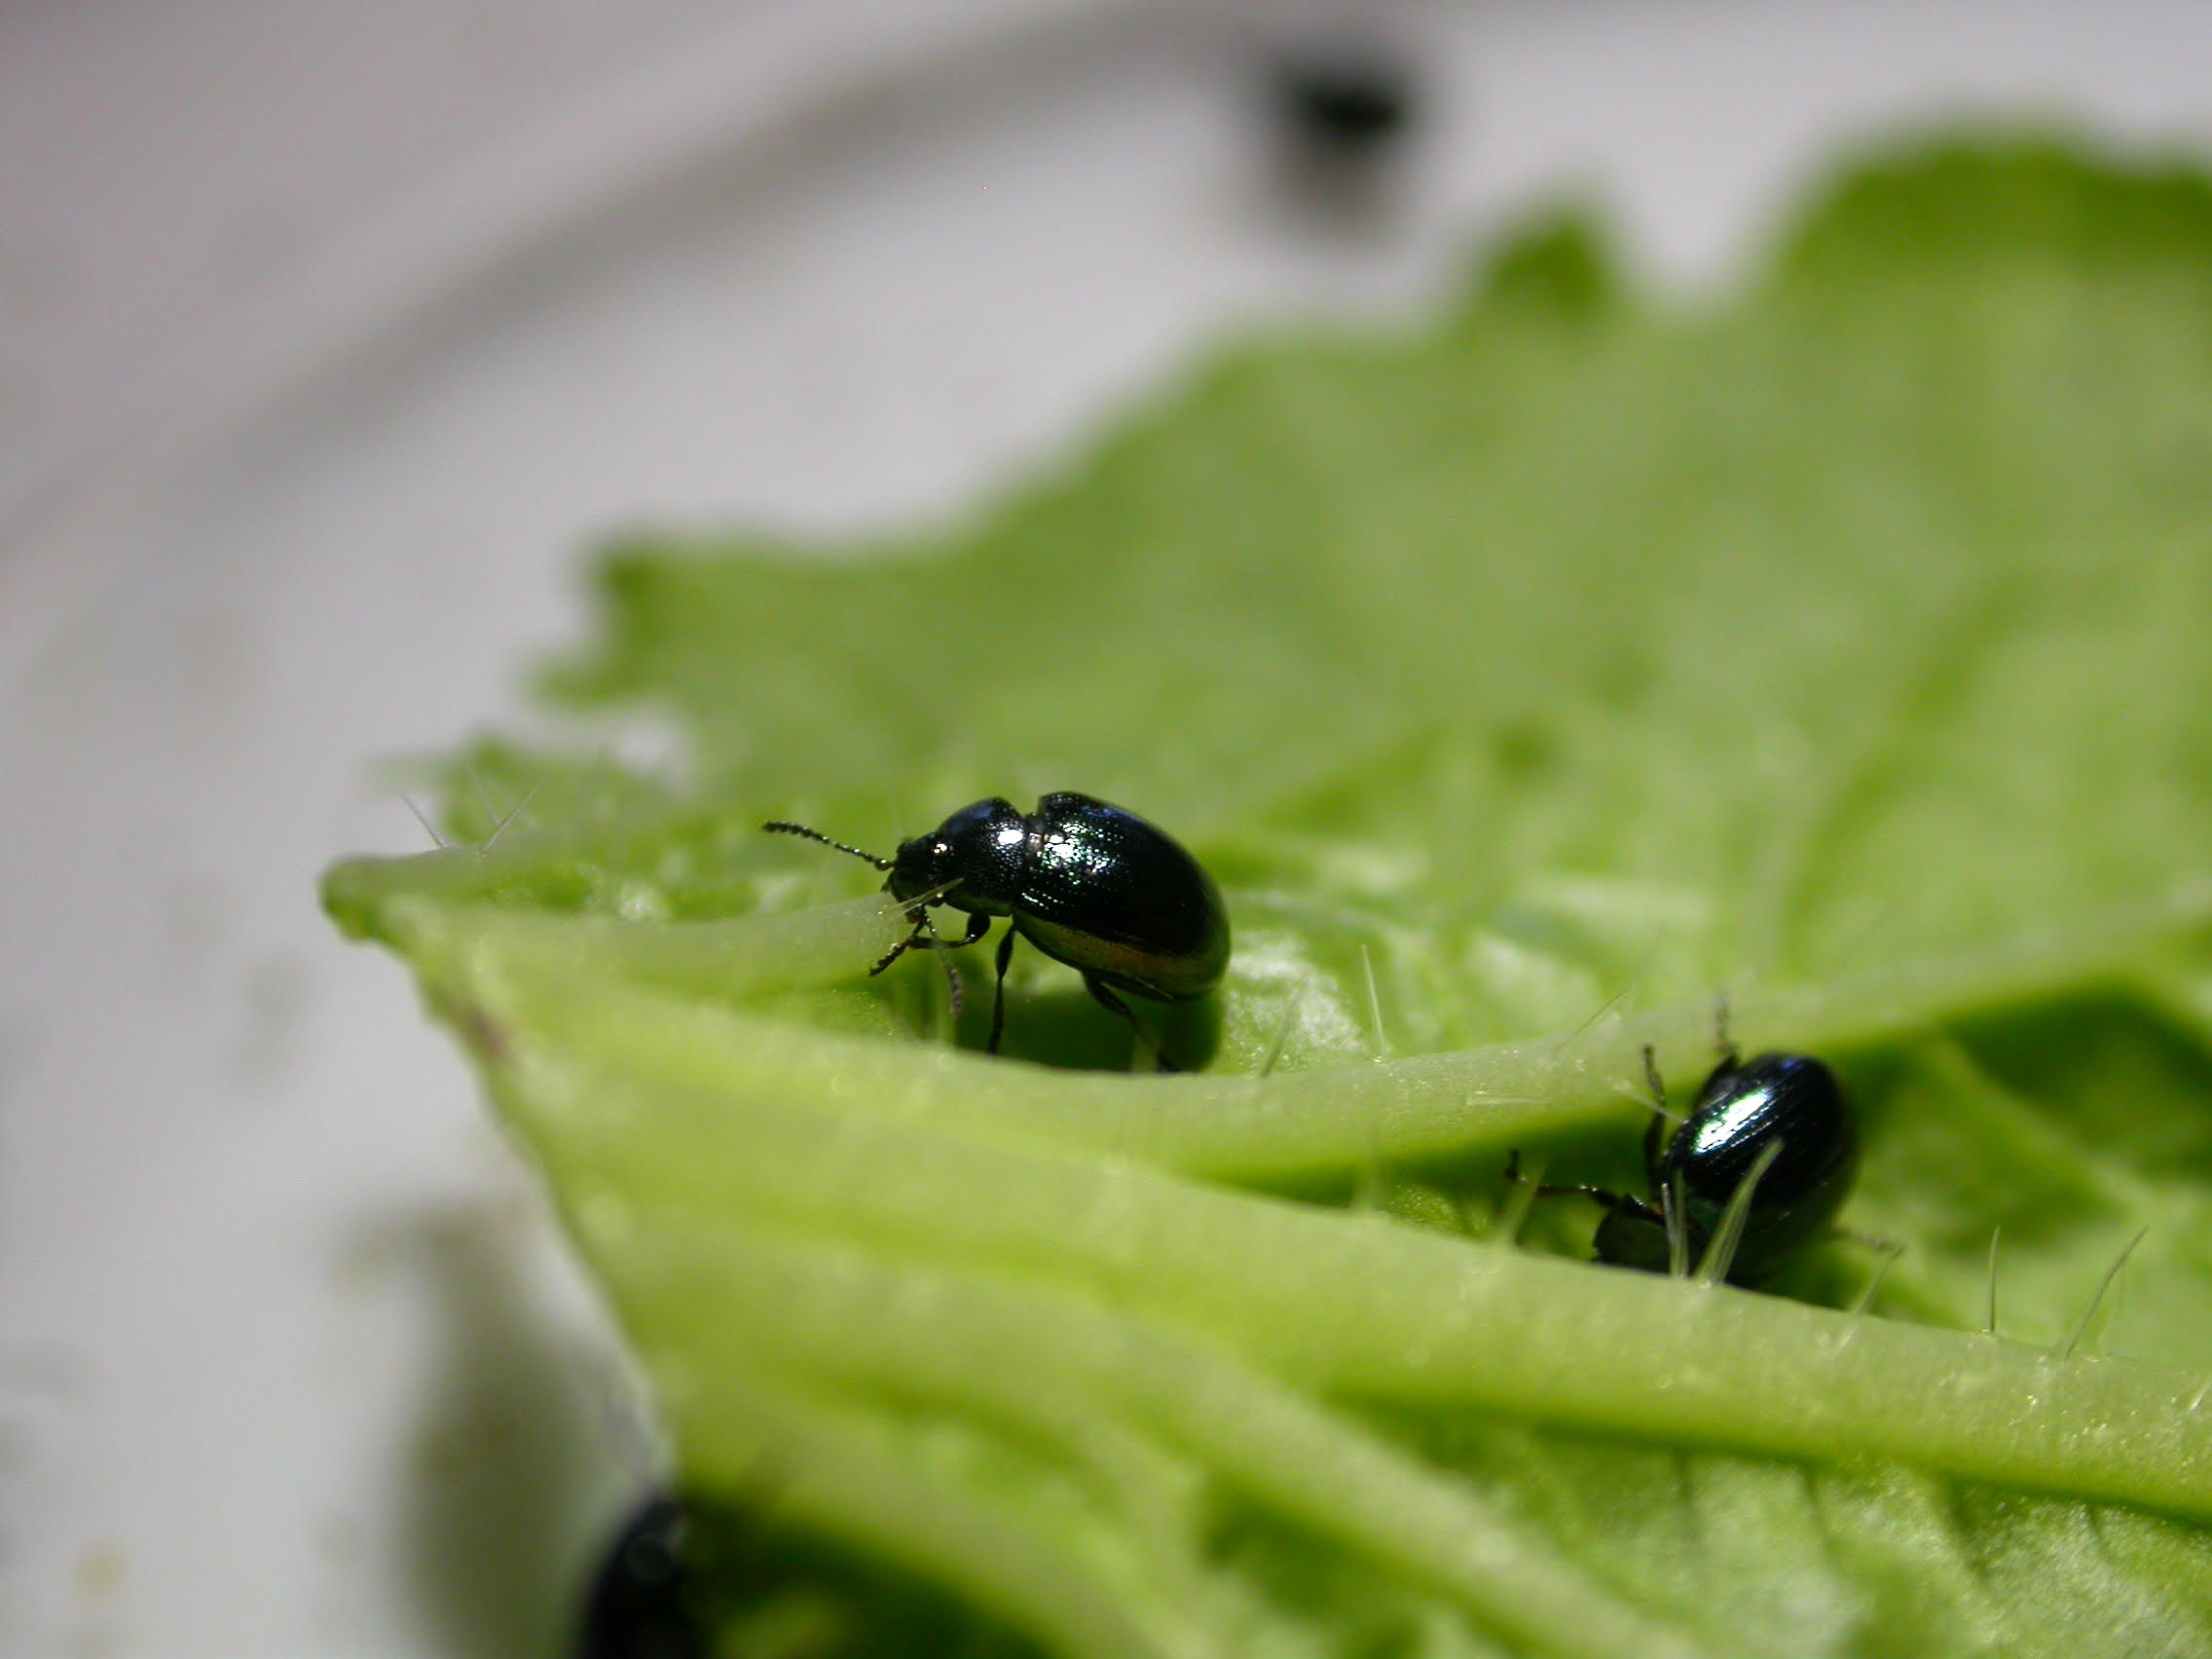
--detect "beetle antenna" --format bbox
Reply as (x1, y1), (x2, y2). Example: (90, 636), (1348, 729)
(2056, 1226), (2148, 1359)
(1713, 990), (1738, 1067)
(1693, 1136), (1785, 1285)
(763, 821), (894, 871)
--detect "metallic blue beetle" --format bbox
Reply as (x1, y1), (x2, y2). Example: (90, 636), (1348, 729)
(1518, 1045), (1859, 1287)
(766, 793), (1230, 1061)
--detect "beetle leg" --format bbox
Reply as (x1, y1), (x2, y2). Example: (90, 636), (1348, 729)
(1607, 1189), (1666, 1230)
(922, 914), (966, 1023)
(987, 925), (1017, 1054)
(876, 909), (969, 1021)
(869, 920), (930, 977)
(1084, 975), (1171, 1072)
(1504, 1161), (1652, 1218)
(926, 913), (988, 1027)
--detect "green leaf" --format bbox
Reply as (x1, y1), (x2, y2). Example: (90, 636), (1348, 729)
(326, 135), (2212, 1657)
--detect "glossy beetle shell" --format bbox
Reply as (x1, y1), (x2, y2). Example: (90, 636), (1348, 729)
(1594, 1051), (1859, 1284)
(769, 791), (1229, 1061)
(891, 793), (1230, 1000)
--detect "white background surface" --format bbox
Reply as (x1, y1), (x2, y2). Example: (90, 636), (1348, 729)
(6, 3), (2212, 1655)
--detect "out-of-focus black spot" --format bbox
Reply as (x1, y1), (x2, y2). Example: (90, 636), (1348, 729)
(1276, 55), (1414, 154)
(574, 1492), (1047, 1659)
(575, 1496), (704, 1659)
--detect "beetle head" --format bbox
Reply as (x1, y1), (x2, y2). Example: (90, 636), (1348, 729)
(886, 834), (956, 903)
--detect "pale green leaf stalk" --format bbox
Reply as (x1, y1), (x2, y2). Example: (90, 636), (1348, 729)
(328, 138), (2212, 1656)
